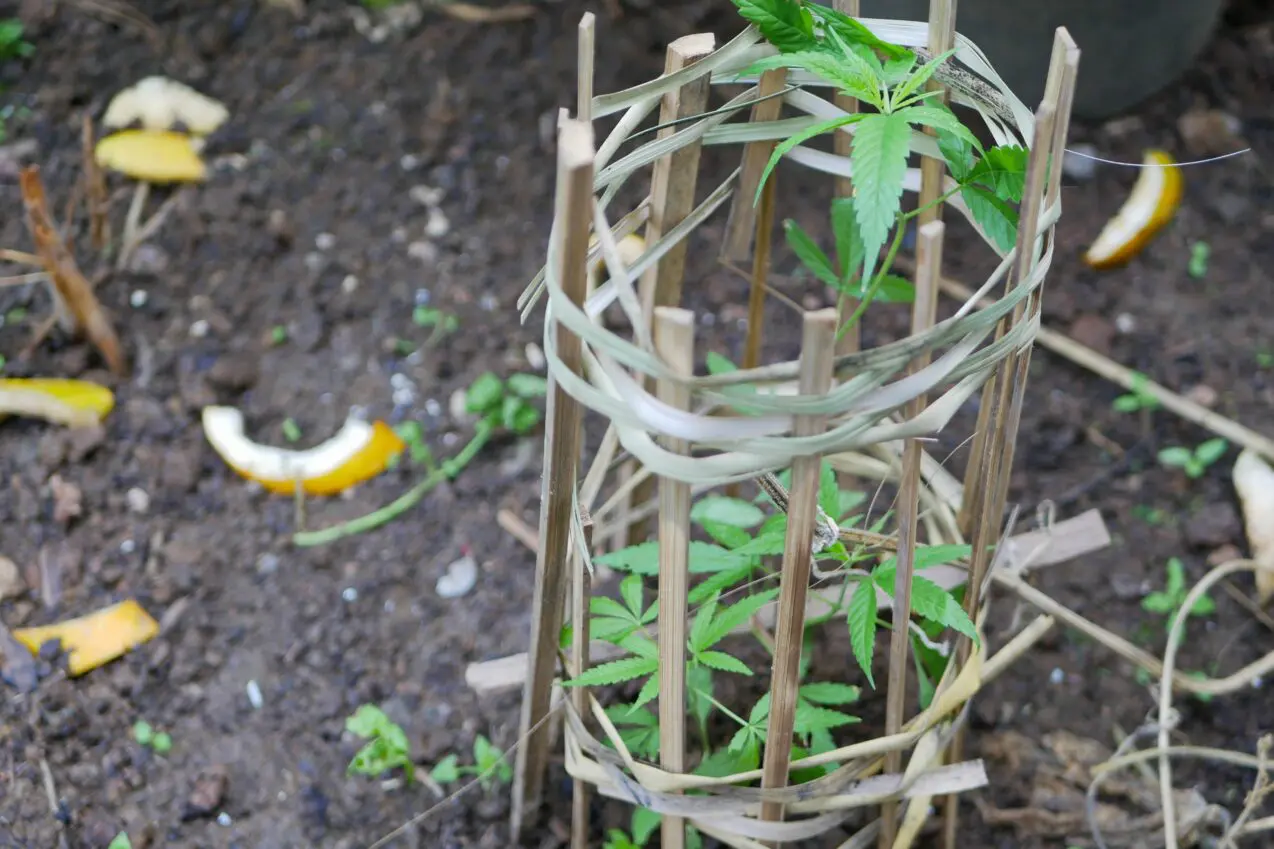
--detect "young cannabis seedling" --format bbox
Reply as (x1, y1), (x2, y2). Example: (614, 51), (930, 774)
(1112, 371), (1159, 414)
(1187, 241), (1210, 279)
(133, 720), (173, 755)
(346, 704), (414, 783)
(0, 19), (34, 62)
(107, 834), (133, 849)
(1157, 437), (1228, 479)
(429, 735), (513, 791)
(1141, 557), (1215, 631)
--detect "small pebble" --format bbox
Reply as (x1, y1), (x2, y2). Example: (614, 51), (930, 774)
(1184, 384), (1218, 408)
(479, 293), (498, 312)
(189, 319), (210, 338)
(216, 812), (233, 827)
(407, 241), (438, 264)
(424, 398), (442, 417)
(341, 275), (359, 294)
(125, 487), (150, 515)
(400, 153), (422, 171)
(448, 389), (469, 420)
(1114, 313), (1136, 334)
(315, 233), (336, 251)
(303, 251), (325, 272)
(425, 207), (450, 238)
(257, 553), (280, 575)
(525, 342), (545, 370)
(436, 552), (478, 599)
(701, 312), (716, 326)
(442, 432), (459, 448)
(341, 587), (358, 603)
(410, 185), (444, 207)
(414, 288), (431, 306)
(120, 539), (136, 554)
(130, 289), (149, 308)
(391, 227), (408, 244)
(246, 680), (263, 710)
(1049, 667), (1064, 685)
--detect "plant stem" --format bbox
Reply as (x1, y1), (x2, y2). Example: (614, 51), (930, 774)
(836, 218), (908, 342)
(292, 419), (494, 547)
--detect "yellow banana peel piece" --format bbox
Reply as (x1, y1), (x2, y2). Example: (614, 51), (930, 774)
(0, 378), (115, 427)
(13, 599), (160, 676)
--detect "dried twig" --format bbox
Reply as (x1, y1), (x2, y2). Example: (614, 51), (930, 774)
(83, 115), (111, 251)
(18, 166), (127, 375)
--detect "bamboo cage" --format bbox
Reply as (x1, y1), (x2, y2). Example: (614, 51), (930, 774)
(509, 3), (1081, 846)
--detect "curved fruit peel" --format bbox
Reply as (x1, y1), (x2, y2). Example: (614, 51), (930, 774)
(201, 405), (406, 496)
(1234, 449), (1274, 604)
(103, 76), (229, 136)
(0, 378), (115, 426)
(95, 130), (208, 184)
(13, 599), (159, 676)
(1082, 149), (1182, 270)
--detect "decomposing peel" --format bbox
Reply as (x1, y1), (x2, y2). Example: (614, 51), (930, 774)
(1083, 149), (1182, 269)
(95, 130), (208, 183)
(587, 232), (646, 292)
(0, 378), (115, 426)
(13, 599), (159, 676)
(1234, 449), (1274, 604)
(103, 76), (229, 136)
(202, 406), (406, 495)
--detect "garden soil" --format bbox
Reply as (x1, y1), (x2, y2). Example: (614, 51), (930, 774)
(1, 1), (1272, 847)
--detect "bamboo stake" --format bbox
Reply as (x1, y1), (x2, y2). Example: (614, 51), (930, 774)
(721, 68), (788, 263)
(742, 177), (777, 371)
(578, 13), (595, 123)
(915, 0), (956, 230)
(832, 0), (861, 360)
(759, 309), (838, 842)
(571, 509), (596, 849)
(511, 118), (596, 837)
(623, 33), (715, 548)
(654, 306), (696, 849)
(878, 220), (944, 849)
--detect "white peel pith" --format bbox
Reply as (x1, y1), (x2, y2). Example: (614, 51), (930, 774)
(1084, 154), (1169, 263)
(103, 76), (229, 136)
(1233, 449), (1274, 603)
(201, 406), (374, 483)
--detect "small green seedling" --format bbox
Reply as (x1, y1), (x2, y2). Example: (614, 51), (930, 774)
(107, 833), (132, 849)
(270, 325), (288, 346)
(392, 420), (434, 468)
(1157, 438), (1228, 479)
(412, 306), (459, 332)
(465, 371), (547, 436)
(429, 735), (512, 791)
(281, 418), (302, 444)
(346, 704), (414, 782)
(1187, 241), (1210, 279)
(1141, 557), (1215, 631)
(1112, 371), (1159, 414)
(133, 720), (173, 755)
(1257, 351), (1274, 369)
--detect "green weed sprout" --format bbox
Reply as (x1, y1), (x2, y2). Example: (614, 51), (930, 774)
(346, 704), (414, 783)
(1141, 557), (1216, 631)
(1112, 372), (1159, 414)
(1157, 437), (1228, 479)
(429, 735), (512, 791)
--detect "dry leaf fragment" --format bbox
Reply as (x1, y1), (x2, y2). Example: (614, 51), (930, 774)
(48, 474), (83, 524)
(1234, 449), (1274, 604)
(95, 130), (208, 184)
(12, 599), (159, 676)
(103, 76), (229, 136)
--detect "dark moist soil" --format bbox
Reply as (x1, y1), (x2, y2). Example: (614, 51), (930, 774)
(1, 1), (1273, 847)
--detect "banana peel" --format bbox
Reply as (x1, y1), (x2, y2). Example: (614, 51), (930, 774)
(0, 378), (115, 427)
(1234, 449), (1274, 604)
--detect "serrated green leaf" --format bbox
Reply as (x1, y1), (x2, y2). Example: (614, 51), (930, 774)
(700, 588), (781, 650)
(633, 806), (662, 844)
(830, 196), (864, 285)
(818, 462), (839, 520)
(593, 595), (635, 622)
(935, 127), (975, 181)
(838, 489), (866, 519)
(591, 616), (638, 643)
(844, 273), (915, 303)
(911, 576), (978, 642)
(630, 674), (661, 712)
(731, 531), (788, 558)
(688, 664), (715, 741)
(689, 541), (751, 573)
(756, 114), (864, 206)
(1165, 557), (1186, 595)
(732, 0), (816, 52)
(689, 591), (720, 652)
(619, 574), (645, 618)
(898, 104), (980, 152)
(798, 681), (862, 705)
(794, 702), (861, 734)
(596, 541), (660, 575)
(619, 632), (659, 659)
(689, 563), (755, 606)
(846, 579), (878, 687)
(809, 5), (912, 60)
(108, 834), (133, 849)
(850, 112), (911, 285)
(1141, 592), (1177, 614)
(695, 743), (758, 777)
(705, 351), (738, 375)
(875, 543), (973, 576)
(702, 520), (752, 550)
(739, 50), (875, 103)
(691, 495), (767, 529)
(784, 219), (840, 287)
(563, 656), (658, 688)
(890, 47), (959, 106)
(697, 650), (753, 675)
(960, 183), (1019, 253)
(506, 373), (548, 398)
(967, 145), (1027, 201)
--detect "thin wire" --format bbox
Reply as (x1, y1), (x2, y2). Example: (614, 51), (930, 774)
(1063, 147), (1252, 168)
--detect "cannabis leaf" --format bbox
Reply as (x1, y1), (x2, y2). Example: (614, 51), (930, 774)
(732, 0), (816, 52)
(846, 578), (878, 687)
(604, 705), (660, 760)
(755, 113), (865, 205)
(564, 655), (658, 689)
(691, 496), (767, 529)
(850, 111), (911, 285)
(784, 219), (840, 288)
